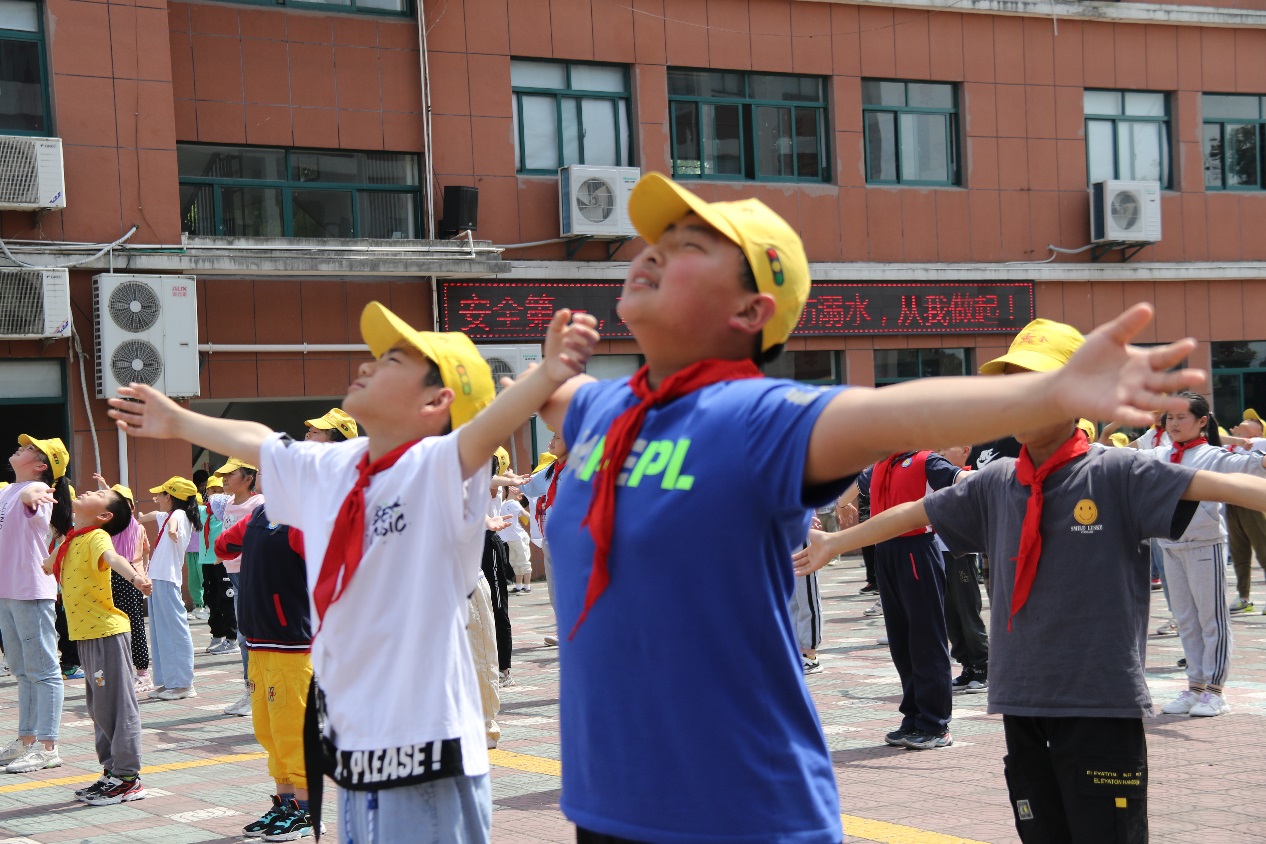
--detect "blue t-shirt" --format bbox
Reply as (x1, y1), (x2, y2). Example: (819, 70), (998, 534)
(547, 376), (850, 843)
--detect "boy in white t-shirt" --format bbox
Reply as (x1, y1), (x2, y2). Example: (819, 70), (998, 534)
(107, 303), (598, 843)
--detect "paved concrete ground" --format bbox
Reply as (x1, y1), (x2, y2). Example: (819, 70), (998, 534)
(3, 557), (1266, 843)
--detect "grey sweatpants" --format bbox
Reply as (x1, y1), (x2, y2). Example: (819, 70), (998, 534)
(789, 570), (822, 653)
(79, 632), (143, 777)
(1161, 542), (1233, 688)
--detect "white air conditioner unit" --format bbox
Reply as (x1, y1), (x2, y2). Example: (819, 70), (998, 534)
(94, 274), (200, 399)
(0, 268), (71, 339)
(0, 136), (66, 211)
(476, 344), (542, 393)
(1091, 180), (1161, 244)
(559, 165), (640, 237)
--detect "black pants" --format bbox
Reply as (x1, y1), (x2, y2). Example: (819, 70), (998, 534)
(110, 571), (150, 670)
(943, 551), (988, 673)
(482, 532), (513, 672)
(202, 562), (237, 640)
(876, 535), (951, 734)
(1003, 715), (1147, 844)
(577, 829), (647, 844)
(862, 544), (876, 588)
(54, 600), (79, 672)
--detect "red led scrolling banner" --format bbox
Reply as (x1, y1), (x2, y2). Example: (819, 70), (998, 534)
(440, 281), (1036, 341)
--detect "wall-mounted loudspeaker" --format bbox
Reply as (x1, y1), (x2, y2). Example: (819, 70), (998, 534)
(441, 185), (478, 236)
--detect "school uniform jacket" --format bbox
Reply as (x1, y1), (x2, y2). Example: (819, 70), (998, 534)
(215, 506), (311, 652)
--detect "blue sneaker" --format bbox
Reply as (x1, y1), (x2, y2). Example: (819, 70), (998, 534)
(62, 666), (85, 680)
(903, 729), (953, 750)
(264, 799), (324, 841)
(244, 795), (287, 838)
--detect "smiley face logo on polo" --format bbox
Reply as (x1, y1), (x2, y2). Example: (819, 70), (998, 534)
(1073, 499), (1098, 525)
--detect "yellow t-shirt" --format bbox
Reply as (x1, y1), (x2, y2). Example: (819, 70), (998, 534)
(61, 530), (130, 641)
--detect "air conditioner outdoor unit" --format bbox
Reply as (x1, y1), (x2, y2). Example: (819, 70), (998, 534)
(0, 135), (66, 211)
(559, 165), (640, 238)
(476, 344), (542, 393)
(0, 268), (71, 339)
(1091, 180), (1161, 244)
(94, 274), (200, 399)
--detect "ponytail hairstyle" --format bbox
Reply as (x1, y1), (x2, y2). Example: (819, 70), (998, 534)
(38, 465), (74, 537)
(170, 493), (204, 532)
(1178, 391), (1222, 448)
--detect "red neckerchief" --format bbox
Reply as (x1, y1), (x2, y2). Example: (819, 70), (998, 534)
(53, 527), (106, 583)
(571, 359), (762, 639)
(1170, 437), (1207, 464)
(312, 439), (418, 624)
(203, 503), (213, 546)
(1009, 430), (1091, 631)
(1152, 426), (1163, 448)
(534, 458), (567, 533)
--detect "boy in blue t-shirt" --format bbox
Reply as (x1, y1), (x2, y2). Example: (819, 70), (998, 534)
(537, 172), (1207, 843)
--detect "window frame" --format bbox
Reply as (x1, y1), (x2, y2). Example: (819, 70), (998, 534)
(667, 68), (830, 184)
(1201, 93), (1266, 192)
(510, 59), (633, 176)
(861, 79), (960, 188)
(193, 0), (411, 16)
(1083, 89), (1172, 188)
(872, 347), (972, 386)
(0, 0), (51, 137)
(177, 145), (423, 240)
(1212, 340), (1266, 421)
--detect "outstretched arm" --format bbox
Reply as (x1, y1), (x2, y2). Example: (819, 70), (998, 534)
(458, 310), (598, 479)
(1182, 469), (1266, 509)
(109, 387), (272, 467)
(792, 500), (929, 576)
(805, 304), (1203, 485)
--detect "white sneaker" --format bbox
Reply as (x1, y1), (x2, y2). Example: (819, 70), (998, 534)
(193, 607), (210, 620)
(185, 611), (195, 621)
(863, 600), (883, 617)
(207, 639), (240, 655)
(205, 637), (226, 653)
(154, 687), (197, 700)
(134, 670), (154, 694)
(1156, 620), (1178, 636)
(543, 635), (559, 647)
(0, 659), (10, 677)
(1161, 689), (1201, 715)
(224, 691), (252, 717)
(1189, 692), (1231, 717)
(0, 740), (30, 766)
(5, 746), (61, 774)
(498, 669), (515, 688)
(877, 636), (889, 645)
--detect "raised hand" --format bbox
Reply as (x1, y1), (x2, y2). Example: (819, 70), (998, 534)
(1051, 304), (1205, 426)
(541, 309), (600, 383)
(108, 384), (185, 439)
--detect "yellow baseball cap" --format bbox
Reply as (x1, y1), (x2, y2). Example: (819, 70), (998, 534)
(980, 319), (1085, 375)
(1109, 432), (1130, 448)
(533, 451), (558, 473)
(626, 172), (811, 352)
(494, 446), (510, 476)
(1076, 419), (1096, 441)
(18, 434), (69, 480)
(360, 302), (495, 429)
(111, 484), (135, 504)
(305, 407), (358, 439)
(205, 475), (224, 490)
(215, 457), (257, 475)
(1244, 408), (1263, 429)
(149, 476), (198, 500)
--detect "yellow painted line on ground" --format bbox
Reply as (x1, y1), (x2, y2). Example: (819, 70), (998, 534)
(489, 749), (988, 844)
(0, 752), (268, 794)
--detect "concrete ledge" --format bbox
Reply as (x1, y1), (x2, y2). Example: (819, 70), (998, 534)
(802, 0), (1266, 28)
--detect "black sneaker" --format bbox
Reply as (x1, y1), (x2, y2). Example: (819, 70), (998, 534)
(74, 772), (111, 802)
(83, 776), (147, 805)
(858, 583), (878, 595)
(903, 729), (953, 750)
(264, 799), (324, 841)
(951, 667), (976, 694)
(244, 795), (287, 838)
(884, 726), (917, 747)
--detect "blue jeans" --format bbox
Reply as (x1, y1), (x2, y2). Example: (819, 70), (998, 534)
(339, 774), (491, 844)
(0, 598), (64, 741)
(149, 581), (195, 690)
(228, 572), (248, 680)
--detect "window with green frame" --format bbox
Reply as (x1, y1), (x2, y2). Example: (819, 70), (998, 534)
(1212, 341), (1266, 422)
(1202, 94), (1266, 190)
(511, 60), (631, 174)
(1084, 90), (1170, 187)
(0, 0), (49, 136)
(668, 69), (829, 182)
(873, 348), (970, 386)
(206, 0), (408, 15)
(763, 351), (841, 385)
(177, 145), (421, 239)
(862, 80), (959, 186)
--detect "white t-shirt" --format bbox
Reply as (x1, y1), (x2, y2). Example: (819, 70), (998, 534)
(497, 499), (529, 544)
(149, 509), (191, 584)
(1132, 427), (1171, 450)
(260, 431), (489, 772)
